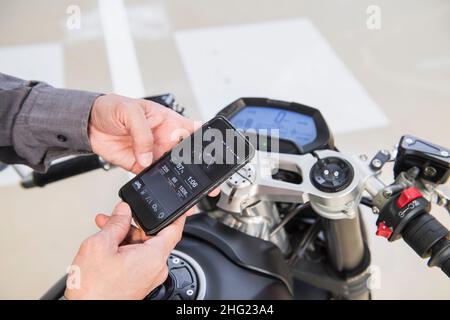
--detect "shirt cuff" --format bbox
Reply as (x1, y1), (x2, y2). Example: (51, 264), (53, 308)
(12, 82), (101, 170)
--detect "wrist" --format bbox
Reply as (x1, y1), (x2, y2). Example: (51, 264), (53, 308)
(12, 84), (102, 170)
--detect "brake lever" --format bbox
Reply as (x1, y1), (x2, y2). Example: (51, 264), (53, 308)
(434, 187), (450, 214)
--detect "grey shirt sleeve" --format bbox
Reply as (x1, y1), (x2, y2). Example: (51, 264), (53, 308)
(0, 72), (101, 171)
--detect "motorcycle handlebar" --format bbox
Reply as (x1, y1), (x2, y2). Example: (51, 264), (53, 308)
(402, 212), (450, 277)
(436, 239), (450, 277)
(21, 154), (107, 188)
(375, 184), (450, 278)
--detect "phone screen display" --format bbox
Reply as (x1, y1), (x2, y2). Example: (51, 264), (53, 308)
(131, 143), (231, 222)
(120, 117), (254, 234)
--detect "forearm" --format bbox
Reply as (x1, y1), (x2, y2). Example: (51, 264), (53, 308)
(0, 73), (101, 171)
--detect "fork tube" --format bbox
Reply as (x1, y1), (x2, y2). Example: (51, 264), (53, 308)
(323, 208), (369, 299)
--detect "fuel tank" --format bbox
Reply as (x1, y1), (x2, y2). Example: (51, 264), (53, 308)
(41, 213), (293, 300)
(148, 213), (293, 300)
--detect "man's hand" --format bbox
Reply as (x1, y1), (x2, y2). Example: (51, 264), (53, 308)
(89, 94), (196, 174)
(64, 202), (189, 300)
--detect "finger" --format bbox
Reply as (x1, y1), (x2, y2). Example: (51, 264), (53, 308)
(185, 207), (196, 217)
(168, 127), (192, 148)
(123, 104), (154, 167)
(95, 213), (109, 229)
(100, 202), (132, 246)
(208, 188), (221, 197)
(166, 116), (198, 148)
(143, 214), (186, 258)
(95, 213), (151, 244)
(193, 120), (202, 132)
(130, 162), (146, 175)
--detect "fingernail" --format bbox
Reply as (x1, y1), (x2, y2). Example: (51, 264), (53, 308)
(138, 152), (153, 167)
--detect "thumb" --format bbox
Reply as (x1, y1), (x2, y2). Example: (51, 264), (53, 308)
(95, 213), (109, 229)
(100, 202), (132, 246)
(124, 104), (154, 167)
(144, 214), (186, 259)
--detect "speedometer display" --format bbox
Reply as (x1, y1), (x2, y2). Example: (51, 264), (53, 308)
(218, 98), (332, 154)
(229, 106), (318, 147)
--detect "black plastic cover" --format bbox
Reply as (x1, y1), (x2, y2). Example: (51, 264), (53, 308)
(394, 135), (450, 184)
(377, 194), (431, 241)
(183, 213), (294, 296)
(310, 157), (354, 193)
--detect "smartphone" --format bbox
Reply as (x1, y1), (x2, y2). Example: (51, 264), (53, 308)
(119, 116), (255, 235)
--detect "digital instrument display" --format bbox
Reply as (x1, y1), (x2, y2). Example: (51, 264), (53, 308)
(229, 106), (318, 148)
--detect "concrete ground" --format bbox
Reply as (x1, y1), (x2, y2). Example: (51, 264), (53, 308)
(0, 0), (449, 299)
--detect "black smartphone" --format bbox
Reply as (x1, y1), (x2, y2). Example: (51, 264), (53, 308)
(119, 116), (255, 235)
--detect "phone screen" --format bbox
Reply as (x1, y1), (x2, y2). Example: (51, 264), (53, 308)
(119, 117), (254, 235)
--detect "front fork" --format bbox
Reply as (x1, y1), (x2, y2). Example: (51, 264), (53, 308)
(323, 208), (371, 299)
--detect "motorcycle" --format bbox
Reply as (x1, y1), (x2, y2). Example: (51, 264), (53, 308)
(10, 94), (448, 300)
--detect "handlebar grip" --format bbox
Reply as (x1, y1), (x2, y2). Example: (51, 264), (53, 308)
(442, 256), (450, 278)
(22, 154), (105, 188)
(402, 213), (450, 277)
(402, 213), (448, 258)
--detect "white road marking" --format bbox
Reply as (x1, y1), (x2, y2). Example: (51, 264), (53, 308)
(98, 0), (145, 98)
(175, 19), (389, 134)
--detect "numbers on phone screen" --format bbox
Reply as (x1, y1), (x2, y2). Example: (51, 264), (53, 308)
(161, 165), (169, 174)
(178, 185), (188, 198)
(187, 176), (198, 189)
(175, 163), (184, 174)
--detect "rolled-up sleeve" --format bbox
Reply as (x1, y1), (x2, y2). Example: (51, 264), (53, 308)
(0, 73), (101, 171)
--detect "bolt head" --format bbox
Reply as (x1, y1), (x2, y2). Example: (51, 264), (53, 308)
(372, 159), (382, 168)
(383, 189), (393, 198)
(441, 150), (449, 157)
(424, 166), (437, 177)
(405, 138), (414, 145)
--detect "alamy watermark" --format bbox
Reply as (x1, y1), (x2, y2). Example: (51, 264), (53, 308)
(366, 264), (382, 290)
(366, 5), (381, 30)
(66, 265), (81, 290)
(66, 5), (81, 30)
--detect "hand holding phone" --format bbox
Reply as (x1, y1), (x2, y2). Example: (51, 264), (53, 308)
(66, 202), (185, 300)
(119, 116), (255, 235)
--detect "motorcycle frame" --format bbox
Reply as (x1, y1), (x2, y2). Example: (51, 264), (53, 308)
(215, 149), (387, 299)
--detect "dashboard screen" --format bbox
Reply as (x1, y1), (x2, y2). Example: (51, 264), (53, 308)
(230, 106), (317, 147)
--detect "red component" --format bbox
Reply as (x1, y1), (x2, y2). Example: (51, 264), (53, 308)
(376, 221), (393, 239)
(397, 187), (423, 208)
